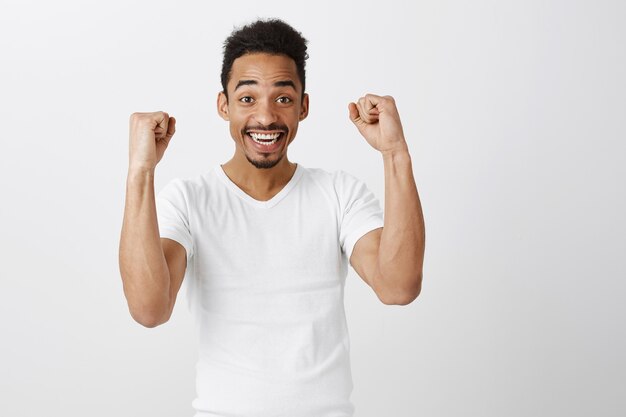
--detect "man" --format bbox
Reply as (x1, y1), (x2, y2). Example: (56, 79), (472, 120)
(119, 18), (425, 417)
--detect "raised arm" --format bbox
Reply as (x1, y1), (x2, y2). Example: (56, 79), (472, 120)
(348, 95), (425, 305)
(118, 112), (186, 327)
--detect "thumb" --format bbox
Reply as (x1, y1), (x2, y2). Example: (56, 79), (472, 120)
(166, 116), (176, 139)
(348, 102), (362, 125)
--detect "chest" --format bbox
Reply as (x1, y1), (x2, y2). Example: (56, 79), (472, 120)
(189, 188), (346, 283)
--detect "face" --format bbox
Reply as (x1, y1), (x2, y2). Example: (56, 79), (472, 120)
(217, 53), (309, 169)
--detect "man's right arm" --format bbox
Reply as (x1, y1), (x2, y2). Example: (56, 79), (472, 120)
(118, 112), (185, 328)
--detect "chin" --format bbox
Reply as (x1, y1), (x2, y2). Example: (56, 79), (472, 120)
(246, 154), (284, 169)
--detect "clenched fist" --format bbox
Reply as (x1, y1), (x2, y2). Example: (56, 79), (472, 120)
(128, 111), (176, 172)
(348, 94), (407, 155)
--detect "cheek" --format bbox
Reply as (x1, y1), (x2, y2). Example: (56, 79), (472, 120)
(228, 124), (245, 145)
(228, 113), (246, 132)
(287, 125), (300, 144)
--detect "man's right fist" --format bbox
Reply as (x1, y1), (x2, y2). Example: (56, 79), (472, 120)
(128, 111), (176, 172)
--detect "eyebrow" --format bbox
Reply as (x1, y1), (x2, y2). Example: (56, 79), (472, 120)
(234, 79), (297, 91)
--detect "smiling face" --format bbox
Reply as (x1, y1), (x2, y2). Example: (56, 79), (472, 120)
(218, 52), (309, 169)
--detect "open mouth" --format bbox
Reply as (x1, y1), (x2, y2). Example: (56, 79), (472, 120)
(246, 131), (285, 148)
(248, 131), (282, 145)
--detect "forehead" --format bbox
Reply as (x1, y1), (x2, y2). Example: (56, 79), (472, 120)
(228, 53), (300, 91)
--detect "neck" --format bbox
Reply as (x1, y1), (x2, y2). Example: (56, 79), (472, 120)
(221, 154), (297, 201)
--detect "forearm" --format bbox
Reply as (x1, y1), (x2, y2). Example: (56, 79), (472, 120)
(118, 168), (171, 325)
(377, 148), (425, 298)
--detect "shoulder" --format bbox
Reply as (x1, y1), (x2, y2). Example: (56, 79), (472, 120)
(299, 165), (363, 190)
(157, 168), (218, 203)
(299, 166), (374, 211)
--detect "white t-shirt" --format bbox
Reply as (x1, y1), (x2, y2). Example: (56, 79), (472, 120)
(156, 163), (384, 417)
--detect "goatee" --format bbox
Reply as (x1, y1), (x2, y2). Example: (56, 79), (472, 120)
(246, 153), (284, 169)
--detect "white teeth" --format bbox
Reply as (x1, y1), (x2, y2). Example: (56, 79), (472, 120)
(249, 132), (281, 146)
(249, 132), (281, 140)
(251, 137), (277, 145)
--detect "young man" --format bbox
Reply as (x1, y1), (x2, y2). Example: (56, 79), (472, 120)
(119, 18), (425, 417)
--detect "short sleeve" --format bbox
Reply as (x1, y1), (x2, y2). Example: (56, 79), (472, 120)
(337, 171), (384, 260)
(155, 178), (194, 263)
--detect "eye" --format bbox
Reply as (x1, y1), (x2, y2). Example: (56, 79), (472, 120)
(276, 96), (292, 104)
(239, 96), (254, 104)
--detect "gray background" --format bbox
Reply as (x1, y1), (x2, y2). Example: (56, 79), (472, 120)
(1, 0), (625, 416)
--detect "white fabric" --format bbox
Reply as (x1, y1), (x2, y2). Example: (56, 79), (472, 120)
(156, 164), (384, 417)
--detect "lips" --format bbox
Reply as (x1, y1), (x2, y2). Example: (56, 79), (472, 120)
(245, 130), (286, 153)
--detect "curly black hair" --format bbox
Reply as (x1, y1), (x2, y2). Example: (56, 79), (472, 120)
(221, 18), (309, 99)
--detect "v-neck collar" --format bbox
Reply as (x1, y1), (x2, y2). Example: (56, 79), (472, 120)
(214, 163), (304, 209)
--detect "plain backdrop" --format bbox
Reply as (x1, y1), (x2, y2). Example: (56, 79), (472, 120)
(1, 0), (625, 416)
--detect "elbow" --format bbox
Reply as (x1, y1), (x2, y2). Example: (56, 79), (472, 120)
(121, 280), (172, 328)
(379, 288), (420, 306)
(376, 275), (422, 306)
(135, 315), (166, 329)
(128, 303), (171, 328)
(131, 310), (169, 328)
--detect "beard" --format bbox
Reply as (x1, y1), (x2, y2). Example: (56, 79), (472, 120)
(246, 152), (284, 169)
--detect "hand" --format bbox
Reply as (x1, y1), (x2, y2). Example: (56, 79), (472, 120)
(348, 94), (407, 154)
(128, 111), (176, 172)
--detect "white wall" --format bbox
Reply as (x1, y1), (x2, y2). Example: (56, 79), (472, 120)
(1, 1), (624, 416)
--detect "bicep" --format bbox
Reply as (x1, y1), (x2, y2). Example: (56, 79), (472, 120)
(161, 237), (187, 312)
(349, 227), (383, 288)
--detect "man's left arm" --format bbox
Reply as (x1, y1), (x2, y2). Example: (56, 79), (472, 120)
(348, 94), (425, 305)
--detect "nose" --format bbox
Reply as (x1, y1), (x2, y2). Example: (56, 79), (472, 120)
(253, 99), (278, 127)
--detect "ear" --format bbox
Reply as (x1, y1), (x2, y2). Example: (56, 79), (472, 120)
(217, 91), (229, 121)
(299, 93), (309, 121)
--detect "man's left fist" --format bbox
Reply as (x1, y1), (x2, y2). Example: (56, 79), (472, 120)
(348, 94), (408, 154)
